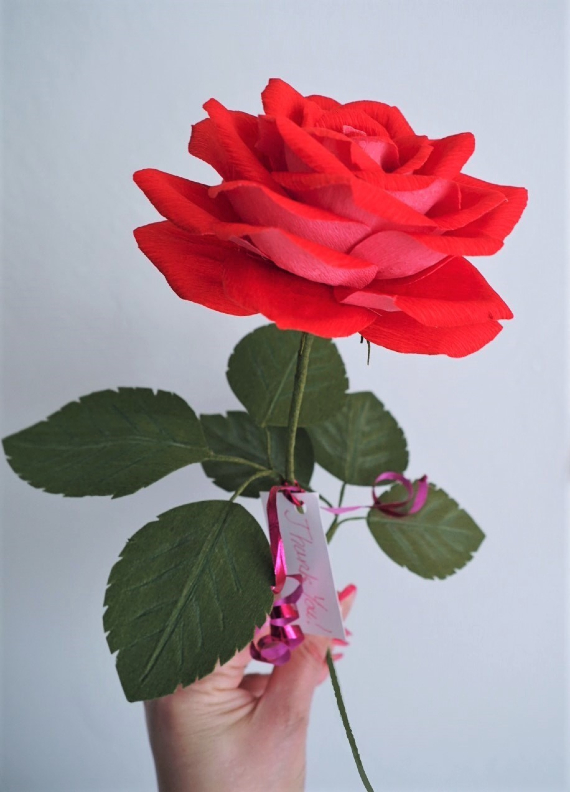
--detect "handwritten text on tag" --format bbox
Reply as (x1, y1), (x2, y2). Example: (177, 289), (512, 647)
(264, 492), (346, 641)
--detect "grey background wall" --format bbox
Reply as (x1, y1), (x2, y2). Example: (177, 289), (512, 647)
(1, 1), (568, 790)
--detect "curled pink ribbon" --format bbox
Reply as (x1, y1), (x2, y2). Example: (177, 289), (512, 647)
(250, 483), (307, 666)
(324, 472), (429, 518)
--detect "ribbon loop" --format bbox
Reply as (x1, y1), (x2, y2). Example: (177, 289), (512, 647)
(250, 486), (307, 665)
(323, 472), (429, 518)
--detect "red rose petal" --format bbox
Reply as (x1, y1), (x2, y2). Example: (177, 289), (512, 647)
(417, 133), (476, 178)
(349, 230), (447, 278)
(261, 78), (324, 126)
(306, 93), (342, 112)
(314, 107), (393, 138)
(133, 221), (255, 316)
(456, 176), (528, 240)
(409, 231), (503, 256)
(343, 100), (415, 139)
(273, 172), (437, 230)
(393, 136), (434, 174)
(244, 226), (378, 288)
(273, 115), (353, 175)
(222, 253), (375, 338)
(192, 99), (279, 191)
(134, 169), (237, 231)
(134, 169), (378, 287)
(342, 256), (512, 327)
(387, 178), (457, 214)
(187, 118), (228, 179)
(308, 127), (390, 172)
(362, 312), (503, 357)
(211, 180), (368, 252)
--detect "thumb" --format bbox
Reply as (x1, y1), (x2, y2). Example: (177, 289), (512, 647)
(258, 585), (357, 726)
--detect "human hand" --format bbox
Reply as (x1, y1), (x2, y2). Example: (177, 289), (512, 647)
(144, 584), (357, 792)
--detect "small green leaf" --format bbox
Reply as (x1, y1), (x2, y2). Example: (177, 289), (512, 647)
(201, 411), (314, 497)
(104, 500), (273, 702)
(2, 388), (209, 498)
(227, 324), (348, 427)
(367, 483), (485, 579)
(308, 391), (408, 486)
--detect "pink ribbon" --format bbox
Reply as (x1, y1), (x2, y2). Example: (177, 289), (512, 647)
(250, 483), (307, 666)
(324, 472), (429, 518)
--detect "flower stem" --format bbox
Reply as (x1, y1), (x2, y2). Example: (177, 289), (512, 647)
(285, 333), (314, 483)
(326, 651), (375, 792)
(282, 331), (374, 790)
(326, 482), (375, 790)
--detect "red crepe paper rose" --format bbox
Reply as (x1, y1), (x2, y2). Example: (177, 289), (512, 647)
(134, 78), (527, 357)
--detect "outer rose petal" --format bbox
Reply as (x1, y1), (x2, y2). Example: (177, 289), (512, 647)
(306, 93), (342, 112)
(134, 169), (379, 288)
(417, 133), (476, 178)
(393, 136), (434, 174)
(455, 176), (528, 240)
(429, 181), (505, 231)
(191, 99), (279, 191)
(338, 256), (513, 327)
(133, 221), (254, 316)
(134, 169), (238, 231)
(222, 253), (376, 338)
(409, 232), (502, 256)
(362, 312), (503, 357)
(261, 78), (324, 126)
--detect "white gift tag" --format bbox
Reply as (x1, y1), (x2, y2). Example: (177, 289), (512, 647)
(262, 491), (346, 641)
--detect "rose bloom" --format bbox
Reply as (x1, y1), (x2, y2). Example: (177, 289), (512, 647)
(134, 78), (527, 357)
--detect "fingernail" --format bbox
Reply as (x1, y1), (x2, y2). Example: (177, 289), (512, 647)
(332, 652), (344, 662)
(339, 583), (357, 602)
(344, 628), (353, 638)
(332, 638), (350, 647)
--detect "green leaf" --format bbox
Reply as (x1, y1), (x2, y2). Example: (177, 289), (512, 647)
(201, 411), (314, 497)
(103, 500), (273, 702)
(226, 324), (348, 427)
(367, 483), (485, 579)
(2, 388), (209, 498)
(308, 391), (408, 486)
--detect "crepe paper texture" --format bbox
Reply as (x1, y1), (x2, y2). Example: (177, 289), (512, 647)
(2, 78), (527, 792)
(134, 77), (527, 358)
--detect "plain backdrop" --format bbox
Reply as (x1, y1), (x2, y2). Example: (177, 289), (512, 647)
(1, 1), (568, 791)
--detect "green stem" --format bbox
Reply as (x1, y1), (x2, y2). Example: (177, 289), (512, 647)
(325, 481), (347, 542)
(210, 454), (268, 471)
(327, 515), (367, 541)
(326, 481), (375, 790)
(229, 469), (274, 502)
(281, 332), (374, 790)
(326, 519), (340, 543)
(326, 651), (375, 792)
(285, 333), (314, 483)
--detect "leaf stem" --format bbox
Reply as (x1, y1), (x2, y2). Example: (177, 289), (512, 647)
(325, 481), (347, 542)
(317, 492), (334, 508)
(326, 651), (375, 792)
(285, 333), (314, 483)
(209, 454), (268, 471)
(229, 469), (274, 502)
